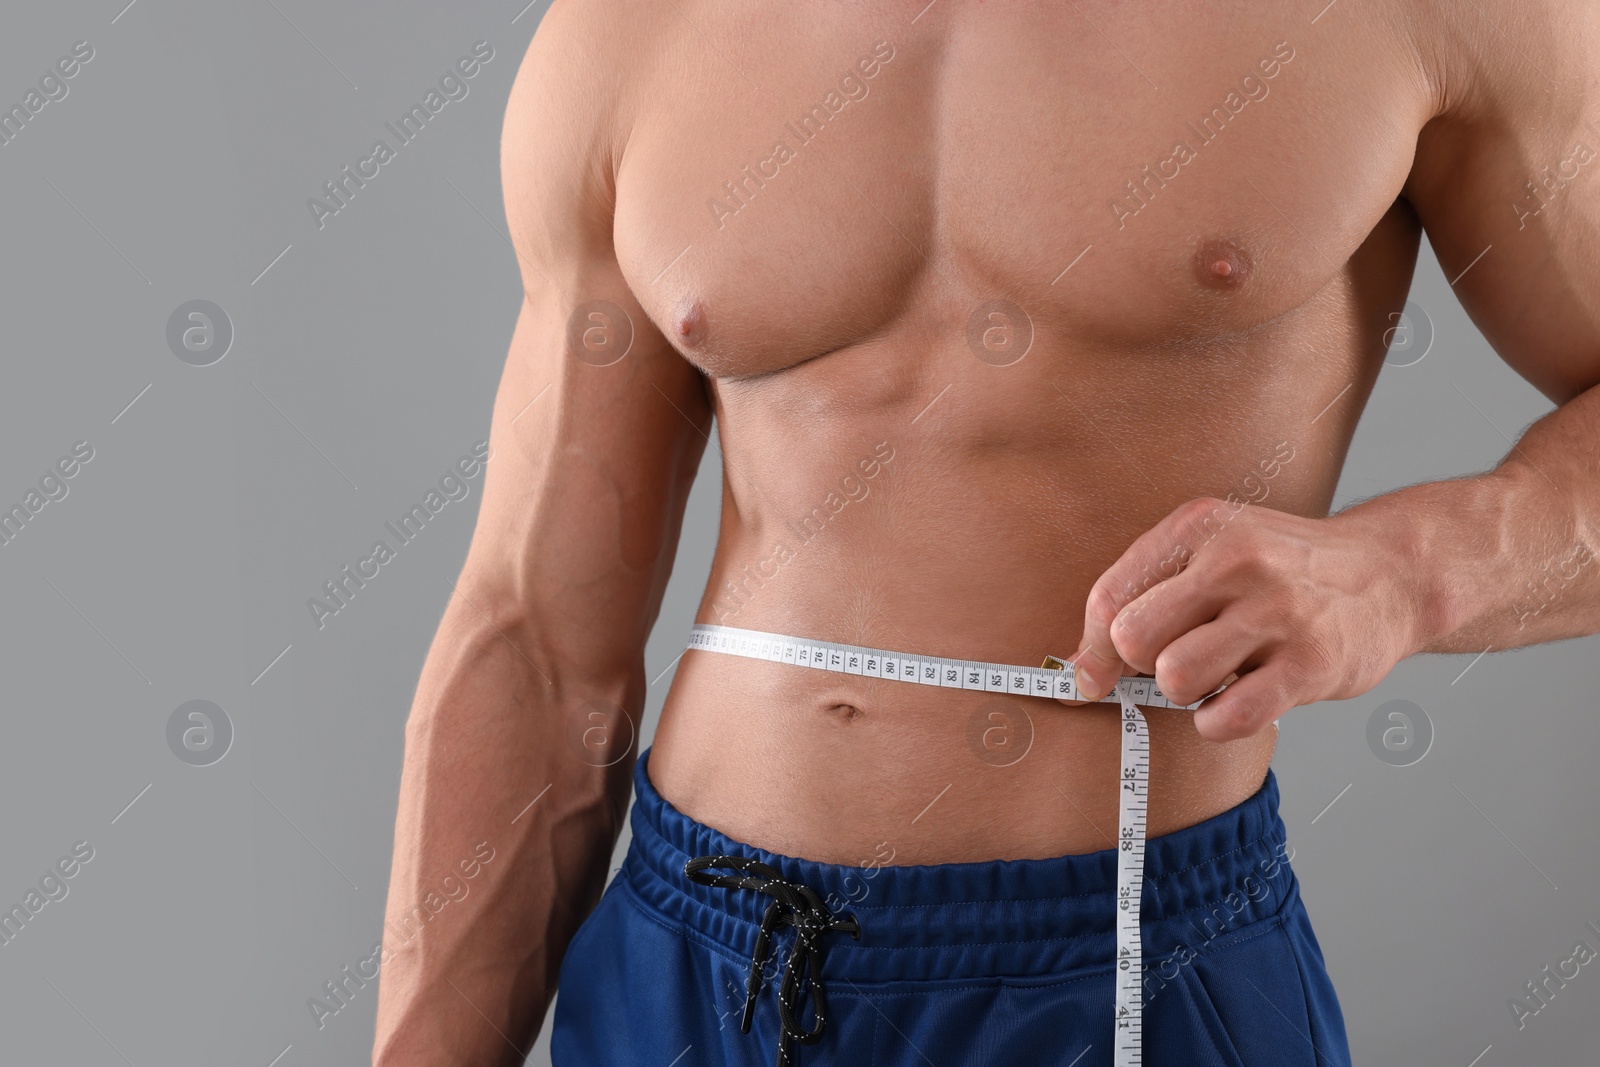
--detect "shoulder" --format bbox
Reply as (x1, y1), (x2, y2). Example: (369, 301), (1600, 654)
(1401, 1), (1600, 401)
(1403, 0), (1600, 243)
(499, 0), (679, 261)
(1409, 1), (1598, 136)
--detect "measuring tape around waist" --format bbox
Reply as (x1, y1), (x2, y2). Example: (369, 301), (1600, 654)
(684, 622), (1200, 1067)
(686, 622), (1204, 709)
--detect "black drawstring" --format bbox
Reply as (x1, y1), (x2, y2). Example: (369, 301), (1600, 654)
(684, 855), (861, 1067)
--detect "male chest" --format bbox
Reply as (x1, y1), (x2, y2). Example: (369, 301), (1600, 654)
(612, 3), (1426, 378)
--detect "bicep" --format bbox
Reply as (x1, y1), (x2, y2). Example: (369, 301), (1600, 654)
(1406, 10), (1600, 403)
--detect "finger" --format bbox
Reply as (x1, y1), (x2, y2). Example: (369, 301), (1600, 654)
(1108, 567), (1233, 675)
(1053, 656), (1109, 707)
(1192, 661), (1301, 742)
(1151, 606), (1268, 707)
(1073, 576), (1147, 702)
(1055, 681), (1127, 708)
(1067, 639), (1127, 705)
(1074, 499), (1222, 699)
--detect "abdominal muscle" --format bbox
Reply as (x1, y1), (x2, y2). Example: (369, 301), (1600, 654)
(651, 650), (1276, 866)
(634, 252), (1374, 865)
(645, 426), (1285, 866)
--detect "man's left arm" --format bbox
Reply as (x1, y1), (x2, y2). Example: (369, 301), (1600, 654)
(1071, 6), (1600, 740)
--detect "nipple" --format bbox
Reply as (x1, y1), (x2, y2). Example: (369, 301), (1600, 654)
(1192, 238), (1252, 290)
(675, 297), (708, 347)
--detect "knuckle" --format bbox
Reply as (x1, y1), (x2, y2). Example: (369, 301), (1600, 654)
(1210, 700), (1258, 737)
(1178, 497), (1230, 544)
(1114, 572), (1151, 609)
(1178, 497), (1225, 525)
(1085, 582), (1125, 627)
(1109, 610), (1149, 657)
(1154, 540), (1193, 582)
(1156, 661), (1199, 705)
(1155, 644), (1216, 703)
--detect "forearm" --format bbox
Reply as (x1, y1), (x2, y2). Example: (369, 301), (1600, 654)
(373, 587), (639, 1067)
(1336, 383), (1600, 656)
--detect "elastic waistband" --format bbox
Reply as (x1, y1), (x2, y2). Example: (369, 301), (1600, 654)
(623, 750), (1298, 985)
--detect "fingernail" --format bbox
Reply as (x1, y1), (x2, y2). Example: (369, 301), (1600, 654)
(1075, 664), (1100, 699)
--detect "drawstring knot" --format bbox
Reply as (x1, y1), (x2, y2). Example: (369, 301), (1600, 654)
(684, 854), (861, 1067)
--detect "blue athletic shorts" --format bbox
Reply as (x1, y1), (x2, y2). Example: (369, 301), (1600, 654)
(552, 749), (1351, 1066)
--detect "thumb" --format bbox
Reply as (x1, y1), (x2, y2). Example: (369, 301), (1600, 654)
(1070, 641), (1126, 703)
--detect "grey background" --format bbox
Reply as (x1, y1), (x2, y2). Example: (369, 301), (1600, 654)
(0, 2), (1594, 1065)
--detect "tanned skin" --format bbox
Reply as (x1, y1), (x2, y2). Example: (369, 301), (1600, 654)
(374, 2), (1600, 1063)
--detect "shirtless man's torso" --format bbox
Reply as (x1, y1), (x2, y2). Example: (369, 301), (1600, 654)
(373, 3), (1600, 1064)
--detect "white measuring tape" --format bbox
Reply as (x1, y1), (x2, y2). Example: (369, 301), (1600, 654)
(685, 622), (1212, 1067)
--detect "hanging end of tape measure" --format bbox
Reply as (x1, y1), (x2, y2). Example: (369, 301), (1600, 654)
(1040, 655), (1069, 671)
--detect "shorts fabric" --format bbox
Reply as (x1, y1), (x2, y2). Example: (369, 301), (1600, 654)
(551, 748), (1351, 1066)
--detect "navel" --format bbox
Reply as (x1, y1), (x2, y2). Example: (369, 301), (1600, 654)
(826, 702), (864, 723)
(1192, 237), (1252, 290)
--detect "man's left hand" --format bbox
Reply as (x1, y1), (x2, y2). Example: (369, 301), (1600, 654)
(1065, 498), (1425, 741)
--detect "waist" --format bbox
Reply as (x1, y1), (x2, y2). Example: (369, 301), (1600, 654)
(652, 649), (1276, 862)
(624, 747), (1296, 985)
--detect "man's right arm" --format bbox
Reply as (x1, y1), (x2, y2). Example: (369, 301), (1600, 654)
(373, 5), (711, 1062)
